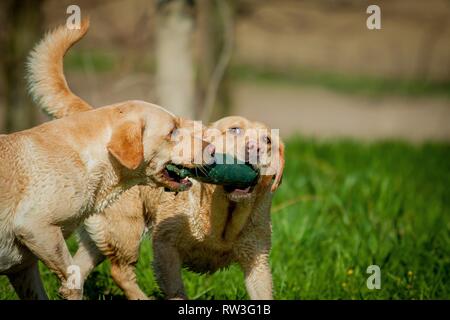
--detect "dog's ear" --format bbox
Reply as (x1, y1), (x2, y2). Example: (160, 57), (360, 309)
(107, 120), (144, 170)
(271, 140), (285, 192)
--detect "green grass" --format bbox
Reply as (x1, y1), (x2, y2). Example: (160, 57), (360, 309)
(1, 138), (449, 299)
(64, 49), (118, 73)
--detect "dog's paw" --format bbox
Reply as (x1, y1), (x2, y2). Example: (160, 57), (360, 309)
(58, 285), (83, 300)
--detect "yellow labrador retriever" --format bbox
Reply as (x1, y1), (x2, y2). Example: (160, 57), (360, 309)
(0, 20), (214, 300)
(73, 116), (284, 300)
(26, 19), (285, 300)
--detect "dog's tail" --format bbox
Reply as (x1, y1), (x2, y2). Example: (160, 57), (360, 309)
(27, 19), (93, 119)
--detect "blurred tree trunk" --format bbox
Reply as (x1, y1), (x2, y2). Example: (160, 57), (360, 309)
(197, 0), (233, 122)
(155, 0), (233, 121)
(415, 16), (447, 81)
(196, 0), (214, 118)
(155, 0), (196, 119)
(0, 0), (43, 133)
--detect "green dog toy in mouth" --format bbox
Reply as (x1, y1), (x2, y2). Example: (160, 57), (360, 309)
(165, 164), (192, 180)
(163, 164), (193, 192)
(165, 153), (259, 190)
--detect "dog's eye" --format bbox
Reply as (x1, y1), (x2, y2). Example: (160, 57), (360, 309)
(168, 127), (179, 138)
(228, 127), (242, 135)
(263, 135), (271, 145)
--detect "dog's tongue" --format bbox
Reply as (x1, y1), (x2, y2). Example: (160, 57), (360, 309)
(234, 186), (251, 193)
(181, 178), (192, 187)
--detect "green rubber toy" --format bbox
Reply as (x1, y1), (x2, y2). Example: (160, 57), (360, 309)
(197, 153), (259, 188)
(166, 153), (259, 189)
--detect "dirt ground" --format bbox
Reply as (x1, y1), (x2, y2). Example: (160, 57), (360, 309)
(231, 83), (450, 142)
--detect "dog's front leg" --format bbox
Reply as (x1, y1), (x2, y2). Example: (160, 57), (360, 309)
(72, 226), (106, 285)
(13, 220), (83, 300)
(239, 252), (274, 300)
(110, 262), (149, 300)
(152, 240), (186, 299)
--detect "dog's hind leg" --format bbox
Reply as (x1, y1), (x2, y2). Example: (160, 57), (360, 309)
(7, 260), (48, 300)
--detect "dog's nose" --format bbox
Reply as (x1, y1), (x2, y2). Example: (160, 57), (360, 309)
(206, 144), (215, 158)
(202, 141), (216, 164)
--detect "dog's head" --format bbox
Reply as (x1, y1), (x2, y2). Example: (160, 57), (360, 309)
(205, 116), (285, 201)
(107, 101), (215, 192)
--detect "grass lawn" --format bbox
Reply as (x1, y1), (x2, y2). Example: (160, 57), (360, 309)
(1, 137), (449, 299)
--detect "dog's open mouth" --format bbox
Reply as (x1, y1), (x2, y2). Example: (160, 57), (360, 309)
(162, 164), (193, 191)
(221, 161), (259, 198)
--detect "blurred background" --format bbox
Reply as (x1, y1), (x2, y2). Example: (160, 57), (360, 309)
(0, 0), (449, 141)
(1, 0), (450, 299)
